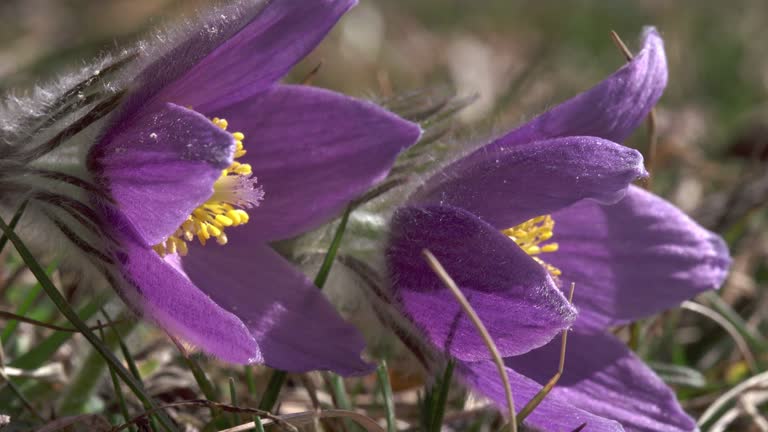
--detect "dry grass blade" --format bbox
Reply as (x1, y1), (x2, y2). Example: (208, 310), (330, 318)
(710, 391), (768, 432)
(699, 370), (768, 426)
(738, 395), (768, 431)
(681, 301), (758, 374)
(609, 30), (634, 61)
(218, 409), (386, 432)
(610, 29), (658, 186)
(516, 283), (575, 423)
(421, 249), (517, 432)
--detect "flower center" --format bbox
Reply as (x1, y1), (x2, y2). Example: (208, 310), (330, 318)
(153, 117), (264, 257)
(502, 215), (561, 277)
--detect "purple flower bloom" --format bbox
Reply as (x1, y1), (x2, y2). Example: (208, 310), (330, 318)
(1, 0), (419, 375)
(386, 28), (730, 430)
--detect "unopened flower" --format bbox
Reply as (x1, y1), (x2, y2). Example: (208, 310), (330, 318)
(1, 0), (420, 374)
(385, 28), (729, 430)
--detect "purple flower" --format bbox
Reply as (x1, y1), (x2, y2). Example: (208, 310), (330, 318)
(60, 0), (419, 374)
(386, 28), (729, 430)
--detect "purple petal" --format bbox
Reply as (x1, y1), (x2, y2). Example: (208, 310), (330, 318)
(157, 0), (357, 113)
(503, 27), (667, 145)
(548, 185), (731, 330)
(412, 136), (646, 231)
(457, 360), (623, 432)
(387, 205), (576, 361)
(506, 331), (697, 432)
(215, 84), (421, 241)
(89, 103), (234, 247)
(118, 237), (260, 364)
(179, 229), (371, 375)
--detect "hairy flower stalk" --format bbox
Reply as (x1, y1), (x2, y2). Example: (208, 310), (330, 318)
(370, 28), (731, 431)
(0, 0), (421, 374)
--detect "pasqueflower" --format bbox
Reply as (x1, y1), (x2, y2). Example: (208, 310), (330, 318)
(386, 28), (729, 430)
(1, 0), (420, 374)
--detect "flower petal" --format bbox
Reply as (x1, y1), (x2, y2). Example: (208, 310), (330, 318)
(503, 27), (666, 145)
(118, 237), (260, 364)
(387, 205), (576, 361)
(158, 0), (357, 112)
(412, 136), (646, 231)
(506, 331), (697, 432)
(216, 84), (421, 241)
(89, 102), (234, 247)
(457, 360), (623, 432)
(179, 231), (372, 375)
(548, 185), (731, 330)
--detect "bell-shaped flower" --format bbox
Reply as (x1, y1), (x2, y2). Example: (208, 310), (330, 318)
(385, 28), (729, 430)
(1, 0), (420, 375)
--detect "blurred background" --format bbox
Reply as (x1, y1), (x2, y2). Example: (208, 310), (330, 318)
(1, 1), (768, 430)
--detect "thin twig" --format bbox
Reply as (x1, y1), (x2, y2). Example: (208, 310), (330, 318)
(111, 400), (295, 432)
(217, 409), (386, 432)
(422, 249), (517, 432)
(0, 310), (121, 333)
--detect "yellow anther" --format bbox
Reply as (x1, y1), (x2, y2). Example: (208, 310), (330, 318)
(152, 117), (262, 258)
(226, 210), (242, 225)
(214, 214), (233, 226)
(212, 117), (229, 130)
(525, 245), (541, 255)
(234, 164), (252, 175)
(200, 225), (211, 239)
(541, 243), (559, 253)
(504, 215), (561, 278)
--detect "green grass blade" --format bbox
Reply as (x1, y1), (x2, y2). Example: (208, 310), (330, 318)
(253, 415), (266, 432)
(0, 201), (28, 255)
(0, 343), (43, 421)
(429, 360), (454, 432)
(98, 323), (134, 432)
(10, 297), (105, 369)
(57, 317), (138, 414)
(1, 269), (46, 346)
(313, 205), (352, 289)
(703, 292), (768, 353)
(0, 374), (43, 420)
(229, 377), (242, 425)
(259, 206), (354, 411)
(183, 354), (218, 401)
(101, 309), (174, 432)
(0, 297), (106, 409)
(328, 373), (363, 432)
(258, 370), (287, 411)
(0, 214), (177, 432)
(244, 366), (257, 397)
(376, 360), (396, 432)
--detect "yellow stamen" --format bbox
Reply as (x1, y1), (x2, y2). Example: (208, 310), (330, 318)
(153, 117), (264, 257)
(502, 215), (562, 277)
